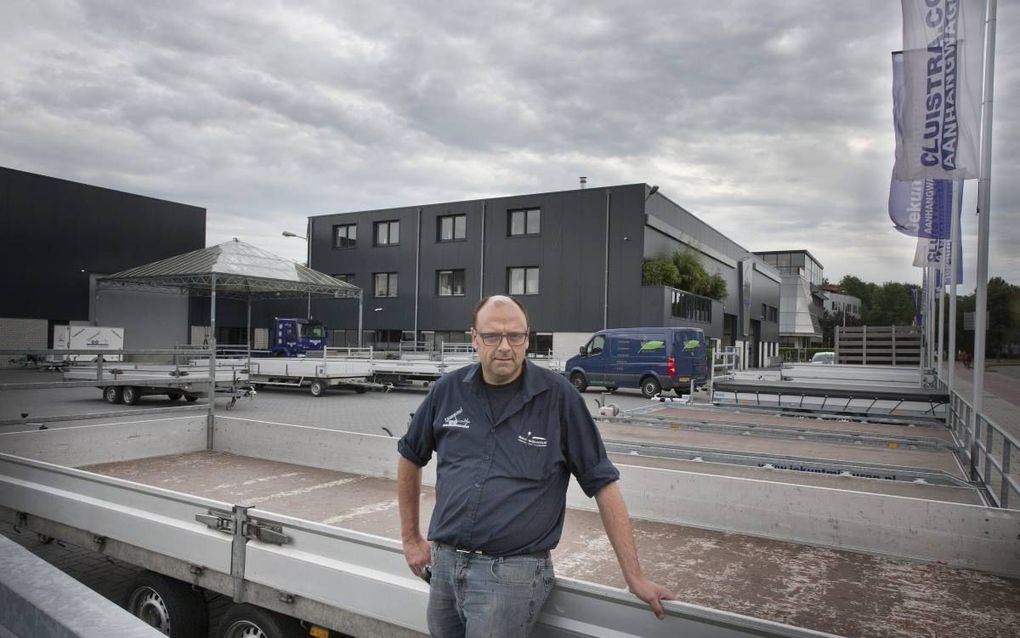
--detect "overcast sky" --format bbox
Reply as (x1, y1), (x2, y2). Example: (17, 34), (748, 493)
(2, 1), (1016, 290)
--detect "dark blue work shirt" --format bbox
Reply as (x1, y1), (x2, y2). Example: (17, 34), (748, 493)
(398, 360), (619, 556)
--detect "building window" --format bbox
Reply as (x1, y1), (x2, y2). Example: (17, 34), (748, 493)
(374, 220), (399, 246)
(508, 267), (540, 295)
(508, 208), (540, 236)
(333, 273), (355, 284)
(670, 290), (711, 323)
(373, 272), (398, 297)
(437, 214), (466, 242)
(333, 224), (357, 248)
(437, 269), (466, 296)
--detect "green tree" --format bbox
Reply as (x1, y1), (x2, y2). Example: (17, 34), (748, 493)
(641, 249), (727, 301)
(867, 282), (916, 325)
(671, 250), (706, 294)
(641, 258), (680, 287)
(956, 277), (1020, 358)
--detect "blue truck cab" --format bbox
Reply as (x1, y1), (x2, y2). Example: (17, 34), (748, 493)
(565, 327), (708, 398)
(271, 317), (326, 357)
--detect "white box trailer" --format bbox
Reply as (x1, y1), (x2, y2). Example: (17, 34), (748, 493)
(52, 325), (124, 362)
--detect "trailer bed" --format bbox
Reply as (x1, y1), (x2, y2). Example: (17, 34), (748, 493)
(82, 450), (1020, 638)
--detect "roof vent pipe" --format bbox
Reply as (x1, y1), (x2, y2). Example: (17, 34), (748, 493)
(579, 176), (587, 189)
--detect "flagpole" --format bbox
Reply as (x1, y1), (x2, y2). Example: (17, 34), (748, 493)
(947, 183), (960, 395)
(972, 0), (997, 417)
(927, 264), (935, 370)
(937, 241), (947, 378)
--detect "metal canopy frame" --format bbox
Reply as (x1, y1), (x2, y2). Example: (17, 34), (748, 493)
(94, 239), (366, 448)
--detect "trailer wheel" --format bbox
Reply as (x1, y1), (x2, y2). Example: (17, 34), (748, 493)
(125, 571), (208, 638)
(103, 386), (123, 404)
(218, 604), (304, 638)
(309, 379), (327, 397)
(640, 376), (661, 399)
(167, 391), (183, 401)
(122, 386), (141, 405)
(354, 386), (368, 394)
(185, 394), (199, 402)
(569, 372), (588, 392)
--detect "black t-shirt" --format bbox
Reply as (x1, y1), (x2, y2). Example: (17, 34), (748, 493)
(482, 367), (524, 423)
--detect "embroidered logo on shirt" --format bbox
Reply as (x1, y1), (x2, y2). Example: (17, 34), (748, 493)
(517, 431), (547, 448)
(442, 408), (471, 429)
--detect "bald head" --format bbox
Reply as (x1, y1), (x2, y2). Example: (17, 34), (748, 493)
(471, 295), (529, 330)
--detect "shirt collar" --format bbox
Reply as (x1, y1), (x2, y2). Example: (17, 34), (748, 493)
(462, 359), (550, 403)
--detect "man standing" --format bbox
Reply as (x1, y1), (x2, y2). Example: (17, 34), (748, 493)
(398, 295), (674, 636)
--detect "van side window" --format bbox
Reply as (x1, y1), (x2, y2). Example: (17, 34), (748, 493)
(589, 335), (605, 354)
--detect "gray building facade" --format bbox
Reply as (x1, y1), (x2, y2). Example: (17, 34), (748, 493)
(0, 167), (205, 353)
(309, 183), (781, 367)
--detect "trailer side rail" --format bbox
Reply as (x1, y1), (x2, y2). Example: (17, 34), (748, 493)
(0, 451), (838, 638)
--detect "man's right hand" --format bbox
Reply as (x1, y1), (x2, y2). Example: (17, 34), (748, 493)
(402, 534), (431, 578)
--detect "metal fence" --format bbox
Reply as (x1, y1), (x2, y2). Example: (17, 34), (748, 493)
(946, 391), (1020, 509)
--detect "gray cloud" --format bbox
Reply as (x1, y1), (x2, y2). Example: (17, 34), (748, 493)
(0, 0), (1016, 290)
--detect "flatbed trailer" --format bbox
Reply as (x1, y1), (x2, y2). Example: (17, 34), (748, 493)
(1, 410), (1018, 637)
(248, 357), (377, 397)
(62, 363), (251, 406)
(247, 348), (475, 395)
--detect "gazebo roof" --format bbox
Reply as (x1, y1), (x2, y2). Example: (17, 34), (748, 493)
(97, 238), (360, 300)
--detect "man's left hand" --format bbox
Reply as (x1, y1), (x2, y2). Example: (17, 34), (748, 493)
(628, 576), (676, 620)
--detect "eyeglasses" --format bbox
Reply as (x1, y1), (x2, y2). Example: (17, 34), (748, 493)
(477, 332), (528, 346)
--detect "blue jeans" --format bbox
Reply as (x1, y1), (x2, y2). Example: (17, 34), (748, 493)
(428, 543), (556, 638)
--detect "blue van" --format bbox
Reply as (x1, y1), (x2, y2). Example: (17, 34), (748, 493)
(564, 327), (708, 398)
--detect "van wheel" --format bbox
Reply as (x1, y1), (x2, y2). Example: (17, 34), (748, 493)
(218, 604), (304, 638)
(122, 386), (141, 405)
(310, 379), (327, 397)
(104, 386), (123, 404)
(125, 571), (208, 638)
(640, 376), (661, 399)
(570, 372), (588, 392)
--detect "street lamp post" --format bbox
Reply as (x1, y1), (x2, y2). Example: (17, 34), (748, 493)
(282, 231), (311, 319)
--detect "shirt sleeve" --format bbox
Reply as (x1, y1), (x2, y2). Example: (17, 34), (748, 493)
(397, 387), (438, 467)
(561, 386), (619, 497)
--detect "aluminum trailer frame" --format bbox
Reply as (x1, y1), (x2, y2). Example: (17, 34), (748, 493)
(0, 420), (842, 638)
(712, 379), (948, 423)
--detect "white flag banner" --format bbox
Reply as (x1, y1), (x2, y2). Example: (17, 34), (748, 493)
(895, 0), (984, 181)
(912, 217), (963, 285)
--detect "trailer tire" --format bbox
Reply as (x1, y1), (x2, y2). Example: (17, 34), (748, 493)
(309, 379), (327, 397)
(103, 386), (123, 404)
(218, 604), (304, 638)
(122, 386), (141, 405)
(125, 571), (208, 638)
(167, 391), (183, 401)
(640, 376), (661, 399)
(354, 386), (368, 394)
(185, 394), (199, 402)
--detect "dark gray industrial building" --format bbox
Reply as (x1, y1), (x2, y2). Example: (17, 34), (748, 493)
(308, 183), (781, 366)
(0, 166), (206, 352)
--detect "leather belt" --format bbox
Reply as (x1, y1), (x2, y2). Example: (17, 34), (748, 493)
(436, 542), (550, 560)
